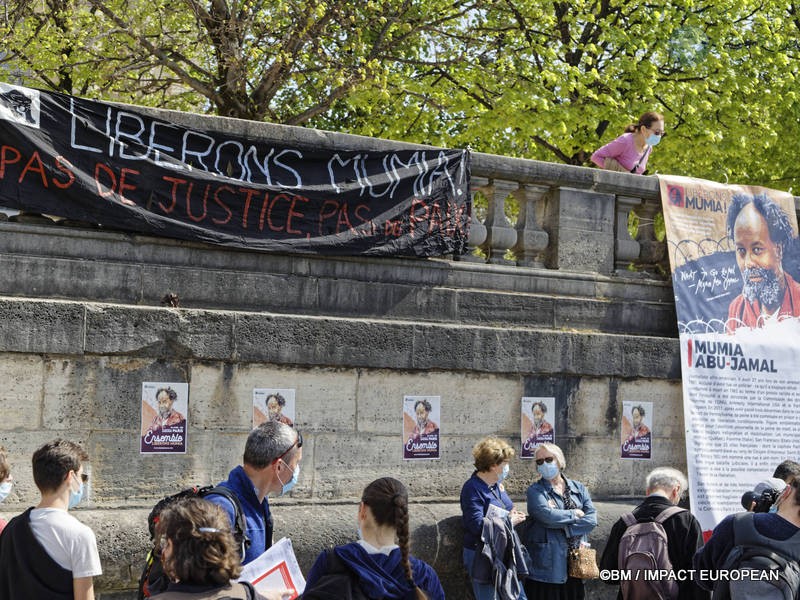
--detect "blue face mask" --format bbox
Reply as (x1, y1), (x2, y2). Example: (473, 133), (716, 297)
(646, 134), (662, 146)
(0, 481), (12, 503)
(68, 475), (84, 510)
(279, 462), (300, 496)
(497, 463), (510, 483)
(537, 462), (559, 480)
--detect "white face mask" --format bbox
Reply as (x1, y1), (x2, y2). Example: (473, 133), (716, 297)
(0, 481), (12, 503)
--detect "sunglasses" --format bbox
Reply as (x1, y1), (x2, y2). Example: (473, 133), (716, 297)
(274, 429), (303, 464)
(535, 457), (555, 466)
(74, 471), (89, 483)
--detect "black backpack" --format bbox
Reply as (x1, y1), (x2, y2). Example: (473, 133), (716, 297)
(301, 549), (369, 600)
(712, 512), (800, 600)
(137, 485), (250, 599)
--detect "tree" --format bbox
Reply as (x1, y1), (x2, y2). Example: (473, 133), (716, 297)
(1, 0), (485, 121)
(1, 0), (799, 191)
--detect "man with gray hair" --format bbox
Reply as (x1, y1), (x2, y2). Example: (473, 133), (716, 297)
(600, 467), (707, 599)
(206, 420), (303, 564)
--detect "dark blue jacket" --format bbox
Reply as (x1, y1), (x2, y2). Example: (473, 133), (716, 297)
(461, 471), (514, 551)
(206, 465), (273, 565)
(305, 541), (444, 600)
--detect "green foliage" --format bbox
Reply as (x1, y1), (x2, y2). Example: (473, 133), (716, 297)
(1, 0), (799, 190)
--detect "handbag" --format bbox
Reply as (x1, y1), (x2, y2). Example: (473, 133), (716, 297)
(567, 546), (599, 579)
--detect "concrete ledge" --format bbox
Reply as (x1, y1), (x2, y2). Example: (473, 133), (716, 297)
(2, 499), (639, 600)
(0, 298), (680, 378)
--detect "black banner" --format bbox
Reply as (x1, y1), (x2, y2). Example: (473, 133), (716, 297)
(0, 83), (470, 256)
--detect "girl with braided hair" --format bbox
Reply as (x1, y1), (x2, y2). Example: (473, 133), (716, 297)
(303, 477), (444, 600)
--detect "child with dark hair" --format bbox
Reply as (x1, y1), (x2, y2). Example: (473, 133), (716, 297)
(303, 477), (444, 600)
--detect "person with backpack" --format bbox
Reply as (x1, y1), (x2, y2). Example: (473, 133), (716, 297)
(151, 496), (292, 600)
(599, 467), (707, 600)
(207, 421), (303, 565)
(693, 477), (800, 599)
(302, 477), (444, 600)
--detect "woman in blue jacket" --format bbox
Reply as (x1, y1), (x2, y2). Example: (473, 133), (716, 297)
(522, 443), (597, 600)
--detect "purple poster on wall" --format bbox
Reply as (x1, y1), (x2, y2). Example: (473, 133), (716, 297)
(402, 395), (440, 460)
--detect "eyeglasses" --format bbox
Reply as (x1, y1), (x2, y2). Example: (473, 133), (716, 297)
(274, 430), (303, 464)
(535, 457), (555, 466)
(648, 126), (667, 137)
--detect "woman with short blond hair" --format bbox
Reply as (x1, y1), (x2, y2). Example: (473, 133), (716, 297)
(460, 437), (527, 600)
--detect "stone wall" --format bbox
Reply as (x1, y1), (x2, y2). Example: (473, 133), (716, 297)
(0, 105), (703, 598)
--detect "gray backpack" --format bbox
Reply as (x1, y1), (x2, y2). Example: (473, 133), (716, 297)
(712, 512), (800, 600)
(618, 505), (685, 600)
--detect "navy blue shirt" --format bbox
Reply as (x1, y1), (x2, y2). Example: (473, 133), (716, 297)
(460, 471), (514, 550)
(305, 542), (444, 600)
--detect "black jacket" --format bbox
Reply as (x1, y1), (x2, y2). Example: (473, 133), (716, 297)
(0, 508), (74, 600)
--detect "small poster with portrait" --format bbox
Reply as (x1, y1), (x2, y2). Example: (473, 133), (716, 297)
(253, 389), (296, 429)
(140, 382), (189, 454)
(621, 401), (653, 460)
(521, 397), (555, 458)
(402, 396), (440, 460)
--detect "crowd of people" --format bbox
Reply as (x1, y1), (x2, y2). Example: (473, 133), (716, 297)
(1, 430), (799, 600)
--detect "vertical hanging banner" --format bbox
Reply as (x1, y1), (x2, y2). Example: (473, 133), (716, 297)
(659, 174), (800, 536)
(0, 83), (470, 256)
(520, 397), (555, 458)
(140, 382), (189, 454)
(402, 396), (440, 460)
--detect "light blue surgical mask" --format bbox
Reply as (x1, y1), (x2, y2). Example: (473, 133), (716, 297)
(279, 462), (300, 496)
(68, 474), (84, 510)
(646, 134), (661, 146)
(538, 462), (559, 480)
(497, 463), (510, 483)
(0, 481), (12, 503)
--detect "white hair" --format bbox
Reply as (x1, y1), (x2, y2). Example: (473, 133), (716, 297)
(646, 467), (688, 495)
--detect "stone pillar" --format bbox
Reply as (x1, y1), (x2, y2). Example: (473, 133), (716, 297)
(511, 183), (550, 268)
(545, 187), (615, 273)
(615, 195), (643, 272)
(457, 176), (488, 262)
(635, 196), (667, 267)
(480, 179), (518, 265)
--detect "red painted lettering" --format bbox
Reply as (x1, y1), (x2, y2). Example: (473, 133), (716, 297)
(0, 145), (21, 179)
(53, 156), (76, 189)
(18, 151), (48, 188)
(160, 176), (186, 213)
(213, 185), (234, 226)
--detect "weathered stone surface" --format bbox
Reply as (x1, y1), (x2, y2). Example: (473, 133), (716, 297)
(85, 305), (235, 360)
(0, 298), (85, 354)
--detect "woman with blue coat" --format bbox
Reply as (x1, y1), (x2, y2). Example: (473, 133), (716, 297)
(522, 443), (597, 600)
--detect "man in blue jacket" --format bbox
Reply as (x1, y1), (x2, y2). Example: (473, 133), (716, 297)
(207, 420), (303, 564)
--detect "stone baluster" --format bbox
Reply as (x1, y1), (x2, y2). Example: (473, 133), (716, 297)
(456, 176), (488, 262)
(615, 195), (643, 272)
(480, 179), (518, 265)
(635, 196), (667, 268)
(511, 183), (550, 268)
